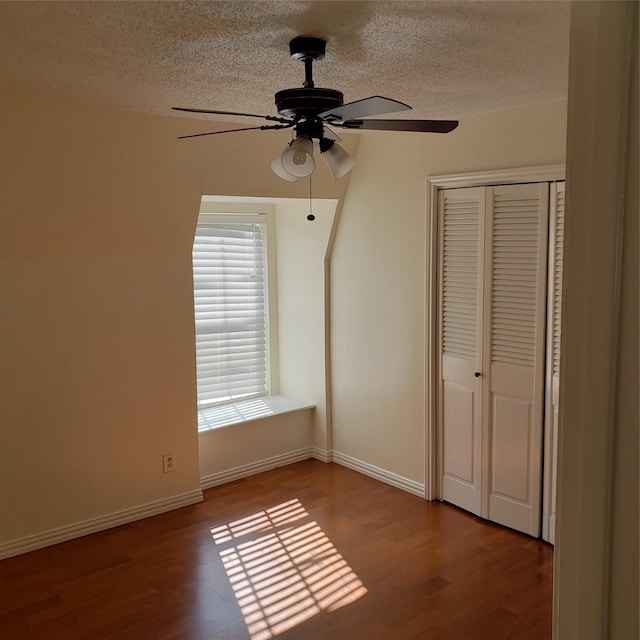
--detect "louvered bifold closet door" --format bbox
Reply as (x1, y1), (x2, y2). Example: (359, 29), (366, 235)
(543, 181), (565, 544)
(483, 183), (549, 536)
(192, 215), (268, 407)
(439, 187), (485, 516)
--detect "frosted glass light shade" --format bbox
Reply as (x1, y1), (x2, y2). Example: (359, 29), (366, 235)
(321, 141), (357, 180)
(271, 156), (299, 182)
(281, 136), (315, 177)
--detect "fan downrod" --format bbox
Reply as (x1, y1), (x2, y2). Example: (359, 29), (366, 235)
(291, 35), (325, 89)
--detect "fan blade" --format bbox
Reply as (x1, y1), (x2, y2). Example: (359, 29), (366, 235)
(318, 96), (411, 121)
(339, 119), (459, 133)
(172, 107), (292, 124)
(178, 123), (293, 140)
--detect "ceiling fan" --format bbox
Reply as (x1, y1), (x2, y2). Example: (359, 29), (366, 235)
(173, 35), (459, 181)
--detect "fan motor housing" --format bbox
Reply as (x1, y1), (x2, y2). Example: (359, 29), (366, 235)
(289, 35), (326, 61)
(275, 87), (344, 118)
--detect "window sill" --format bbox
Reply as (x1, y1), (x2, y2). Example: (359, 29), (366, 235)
(197, 395), (315, 433)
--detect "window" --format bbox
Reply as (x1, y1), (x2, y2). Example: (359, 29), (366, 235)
(192, 213), (270, 421)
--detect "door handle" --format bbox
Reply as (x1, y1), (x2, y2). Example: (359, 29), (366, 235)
(475, 371), (481, 378)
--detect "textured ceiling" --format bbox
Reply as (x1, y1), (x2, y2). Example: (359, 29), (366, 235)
(0, 1), (570, 123)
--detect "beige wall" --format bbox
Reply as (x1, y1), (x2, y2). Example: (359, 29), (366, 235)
(0, 92), (352, 551)
(1, 94), (205, 545)
(610, 44), (638, 633)
(330, 101), (568, 484)
(275, 199), (338, 455)
(198, 410), (314, 480)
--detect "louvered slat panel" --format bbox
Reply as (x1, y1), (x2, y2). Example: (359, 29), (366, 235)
(491, 191), (541, 367)
(442, 194), (480, 359)
(553, 185), (565, 376)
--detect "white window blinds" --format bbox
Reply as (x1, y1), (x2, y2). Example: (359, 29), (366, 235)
(192, 214), (269, 408)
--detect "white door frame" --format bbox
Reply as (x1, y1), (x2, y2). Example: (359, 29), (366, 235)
(553, 3), (637, 638)
(425, 164), (565, 502)
(542, 182), (565, 544)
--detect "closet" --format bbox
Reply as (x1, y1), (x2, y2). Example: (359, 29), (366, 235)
(437, 180), (564, 539)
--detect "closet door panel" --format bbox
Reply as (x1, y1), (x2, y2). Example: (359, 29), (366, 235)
(488, 362), (537, 532)
(485, 184), (549, 537)
(492, 398), (531, 501)
(443, 385), (473, 480)
(439, 187), (485, 516)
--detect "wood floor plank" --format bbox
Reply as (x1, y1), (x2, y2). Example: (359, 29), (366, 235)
(0, 460), (553, 639)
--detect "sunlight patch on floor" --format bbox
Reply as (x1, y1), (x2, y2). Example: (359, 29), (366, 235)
(211, 499), (367, 639)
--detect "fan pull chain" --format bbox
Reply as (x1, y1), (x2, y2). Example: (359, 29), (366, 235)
(307, 175), (315, 221)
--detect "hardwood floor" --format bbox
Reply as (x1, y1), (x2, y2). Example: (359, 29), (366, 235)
(0, 461), (553, 639)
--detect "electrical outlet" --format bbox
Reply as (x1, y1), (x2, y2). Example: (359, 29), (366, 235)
(163, 453), (176, 473)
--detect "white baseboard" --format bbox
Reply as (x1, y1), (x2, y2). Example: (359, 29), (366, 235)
(311, 447), (333, 463)
(0, 453), (423, 561)
(332, 451), (426, 497)
(0, 489), (204, 561)
(199, 448), (424, 498)
(200, 447), (314, 490)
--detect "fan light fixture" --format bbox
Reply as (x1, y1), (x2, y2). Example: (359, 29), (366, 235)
(271, 135), (357, 182)
(270, 157), (298, 182)
(280, 136), (315, 177)
(319, 139), (358, 180)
